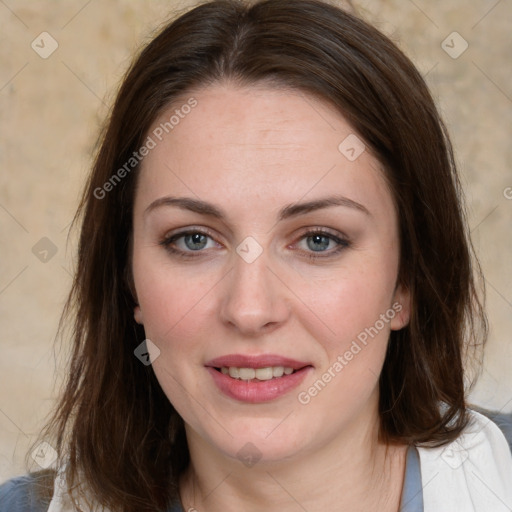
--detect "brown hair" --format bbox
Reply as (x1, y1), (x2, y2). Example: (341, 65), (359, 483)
(34, 0), (486, 509)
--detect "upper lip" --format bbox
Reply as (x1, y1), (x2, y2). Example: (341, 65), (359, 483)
(205, 354), (312, 370)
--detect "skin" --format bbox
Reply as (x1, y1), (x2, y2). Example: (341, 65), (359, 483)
(132, 82), (411, 512)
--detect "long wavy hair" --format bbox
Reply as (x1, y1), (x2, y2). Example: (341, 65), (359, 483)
(32, 0), (486, 510)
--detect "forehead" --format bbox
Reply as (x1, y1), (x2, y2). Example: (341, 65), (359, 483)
(135, 83), (395, 221)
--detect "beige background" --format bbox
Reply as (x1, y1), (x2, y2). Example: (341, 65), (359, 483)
(0, 0), (511, 482)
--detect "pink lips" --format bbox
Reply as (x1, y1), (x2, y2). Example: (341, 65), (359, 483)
(205, 354), (313, 403)
(205, 354), (310, 370)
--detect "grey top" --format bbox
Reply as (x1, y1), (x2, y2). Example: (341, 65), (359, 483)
(400, 445), (423, 512)
(0, 445), (423, 511)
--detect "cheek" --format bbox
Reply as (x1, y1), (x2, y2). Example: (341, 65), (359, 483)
(293, 270), (395, 423)
(132, 249), (219, 344)
(294, 261), (397, 353)
(132, 259), (218, 413)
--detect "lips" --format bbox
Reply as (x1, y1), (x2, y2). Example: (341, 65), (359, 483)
(205, 354), (313, 403)
(205, 354), (311, 370)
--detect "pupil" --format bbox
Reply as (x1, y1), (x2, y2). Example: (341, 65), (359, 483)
(308, 235), (329, 251)
(185, 233), (207, 250)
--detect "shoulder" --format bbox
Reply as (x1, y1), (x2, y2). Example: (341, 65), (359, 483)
(5, 464), (184, 512)
(417, 409), (512, 511)
(0, 471), (54, 512)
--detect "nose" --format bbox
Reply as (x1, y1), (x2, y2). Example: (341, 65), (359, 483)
(219, 250), (290, 336)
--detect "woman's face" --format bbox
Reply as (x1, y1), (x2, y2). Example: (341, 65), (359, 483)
(132, 83), (410, 464)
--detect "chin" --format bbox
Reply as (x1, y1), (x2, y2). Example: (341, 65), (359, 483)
(203, 415), (312, 465)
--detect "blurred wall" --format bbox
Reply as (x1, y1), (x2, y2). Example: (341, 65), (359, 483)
(1, 0), (511, 481)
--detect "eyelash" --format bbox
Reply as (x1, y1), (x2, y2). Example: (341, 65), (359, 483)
(160, 228), (219, 260)
(159, 228), (350, 261)
(299, 229), (350, 260)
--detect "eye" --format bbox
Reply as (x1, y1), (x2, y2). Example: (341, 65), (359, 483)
(179, 232), (211, 251)
(302, 233), (336, 252)
(160, 229), (220, 257)
(293, 229), (349, 259)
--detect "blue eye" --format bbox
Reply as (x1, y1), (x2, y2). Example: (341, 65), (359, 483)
(306, 234), (334, 251)
(296, 230), (350, 259)
(160, 230), (217, 257)
(182, 233), (209, 251)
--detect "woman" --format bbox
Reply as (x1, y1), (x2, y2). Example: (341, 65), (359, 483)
(1, 0), (511, 510)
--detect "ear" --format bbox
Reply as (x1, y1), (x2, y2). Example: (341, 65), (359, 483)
(134, 305), (144, 325)
(390, 284), (411, 331)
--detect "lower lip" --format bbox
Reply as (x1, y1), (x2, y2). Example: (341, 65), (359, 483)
(206, 366), (312, 403)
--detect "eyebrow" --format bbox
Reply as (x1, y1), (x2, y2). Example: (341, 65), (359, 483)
(144, 194), (370, 220)
(279, 195), (370, 219)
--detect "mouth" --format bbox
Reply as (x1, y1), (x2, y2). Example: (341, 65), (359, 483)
(205, 355), (313, 403)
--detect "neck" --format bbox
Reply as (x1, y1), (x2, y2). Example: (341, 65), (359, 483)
(179, 404), (407, 512)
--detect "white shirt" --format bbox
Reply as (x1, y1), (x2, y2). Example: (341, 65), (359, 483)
(417, 410), (512, 511)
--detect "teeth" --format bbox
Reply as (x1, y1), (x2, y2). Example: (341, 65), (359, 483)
(255, 367), (273, 380)
(220, 366), (295, 381)
(239, 368), (255, 380)
(272, 366), (284, 378)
